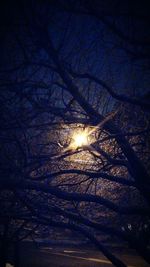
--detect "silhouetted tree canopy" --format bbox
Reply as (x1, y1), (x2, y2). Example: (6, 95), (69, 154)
(0, 1), (150, 267)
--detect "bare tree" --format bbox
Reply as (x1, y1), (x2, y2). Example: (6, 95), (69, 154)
(0, 1), (150, 266)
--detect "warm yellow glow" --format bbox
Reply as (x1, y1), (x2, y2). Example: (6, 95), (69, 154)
(74, 132), (88, 146)
(71, 129), (89, 149)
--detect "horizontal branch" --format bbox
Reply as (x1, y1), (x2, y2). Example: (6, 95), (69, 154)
(1, 179), (149, 215)
(38, 169), (135, 187)
(69, 70), (150, 111)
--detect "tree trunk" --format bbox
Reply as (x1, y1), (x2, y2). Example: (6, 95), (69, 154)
(14, 241), (20, 267)
(0, 239), (7, 267)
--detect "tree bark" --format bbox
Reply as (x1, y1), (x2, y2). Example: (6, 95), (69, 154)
(14, 241), (20, 267)
(0, 239), (7, 267)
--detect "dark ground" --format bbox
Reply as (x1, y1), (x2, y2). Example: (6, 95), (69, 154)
(7, 241), (150, 267)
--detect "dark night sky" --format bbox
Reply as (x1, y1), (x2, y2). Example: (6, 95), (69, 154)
(0, 0), (150, 111)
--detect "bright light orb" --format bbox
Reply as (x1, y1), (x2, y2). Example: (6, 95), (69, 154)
(72, 130), (88, 149)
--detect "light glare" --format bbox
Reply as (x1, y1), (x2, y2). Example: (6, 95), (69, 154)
(71, 130), (89, 149)
(74, 133), (87, 147)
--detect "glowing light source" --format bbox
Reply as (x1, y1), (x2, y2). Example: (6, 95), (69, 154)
(71, 129), (89, 149)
